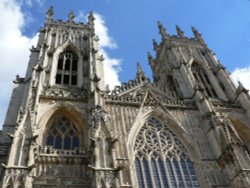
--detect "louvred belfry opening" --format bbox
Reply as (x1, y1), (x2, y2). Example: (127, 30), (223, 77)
(55, 49), (78, 86)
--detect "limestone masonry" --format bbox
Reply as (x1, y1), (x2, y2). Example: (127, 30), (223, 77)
(0, 7), (250, 188)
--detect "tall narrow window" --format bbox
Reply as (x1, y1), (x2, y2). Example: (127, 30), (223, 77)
(134, 117), (200, 188)
(46, 116), (80, 150)
(55, 49), (78, 86)
(191, 63), (218, 98)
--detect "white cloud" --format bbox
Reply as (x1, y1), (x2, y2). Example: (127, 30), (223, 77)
(75, 11), (121, 89)
(0, 0), (38, 126)
(93, 13), (121, 89)
(231, 66), (250, 92)
(93, 13), (117, 49)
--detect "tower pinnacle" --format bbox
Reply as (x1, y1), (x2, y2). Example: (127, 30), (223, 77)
(191, 26), (206, 45)
(157, 21), (168, 40)
(176, 25), (184, 38)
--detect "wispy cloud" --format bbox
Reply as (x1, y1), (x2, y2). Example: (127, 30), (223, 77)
(20, 0), (45, 7)
(0, 0), (38, 126)
(231, 65), (250, 92)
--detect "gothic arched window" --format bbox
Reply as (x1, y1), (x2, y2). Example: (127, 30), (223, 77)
(55, 49), (78, 86)
(134, 117), (200, 188)
(46, 116), (80, 150)
(191, 63), (218, 98)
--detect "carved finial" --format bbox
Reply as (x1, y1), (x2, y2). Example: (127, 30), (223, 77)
(136, 62), (147, 83)
(68, 10), (75, 22)
(152, 39), (159, 51)
(147, 52), (155, 68)
(137, 62), (143, 75)
(237, 81), (249, 95)
(88, 11), (95, 24)
(147, 52), (153, 60)
(157, 21), (168, 39)
(46, 6), (54, 20)
(176, 25), (184, 37)
(192, 26), (206, 45)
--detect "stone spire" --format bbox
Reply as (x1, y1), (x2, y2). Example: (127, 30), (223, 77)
(157, 21), (168, 40)
(176, 25), (184, 38)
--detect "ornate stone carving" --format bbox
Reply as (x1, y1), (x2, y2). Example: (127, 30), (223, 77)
(2, 169), (27, 188)
(40, 87), (89, 102)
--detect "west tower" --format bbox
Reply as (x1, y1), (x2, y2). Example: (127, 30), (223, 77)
(0, 7), (250, 188)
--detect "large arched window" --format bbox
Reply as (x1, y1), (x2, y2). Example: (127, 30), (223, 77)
(46, 116), (80, 150)
(191, 62), (217, 98)
(55, 49), (78, 86)
(134, 117), (200, 188)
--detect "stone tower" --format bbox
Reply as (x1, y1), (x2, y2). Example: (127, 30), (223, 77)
(1, 7), (250, 188)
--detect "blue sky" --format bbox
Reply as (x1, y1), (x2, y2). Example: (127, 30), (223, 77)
(1, 0), (250, 126)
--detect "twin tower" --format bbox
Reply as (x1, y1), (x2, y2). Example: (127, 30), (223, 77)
(0, 7), (250, 188)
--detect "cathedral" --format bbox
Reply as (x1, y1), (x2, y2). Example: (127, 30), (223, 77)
(1, 7), (250, 188)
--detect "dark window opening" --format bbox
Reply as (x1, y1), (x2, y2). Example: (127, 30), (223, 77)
(65, 58), (71, 70)
(57, 58), (63, 70)
(56, 49), (78, 86)
(71, 75), (77, 85)
(191, 63), (218, 98)
(56, 74), (62, 84)
(72, 60), (77, 71)
(63, 75), (70, 85)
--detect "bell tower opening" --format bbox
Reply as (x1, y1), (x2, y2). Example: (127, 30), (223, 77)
(55, 49), (78, 86)
(191, 62), (218, 98)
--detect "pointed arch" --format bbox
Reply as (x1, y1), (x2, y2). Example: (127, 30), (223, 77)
(127, 108), (201, 188)
(127, 108), (193, 156)
(38, 103), (87, 149)
(189, 59), (218, 98)
(50, 40), (83, 87)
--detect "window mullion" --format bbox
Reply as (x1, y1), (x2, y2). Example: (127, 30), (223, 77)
(62, 56), (66, 84)
(178, 157), (188, 188)
(141, 158), (148, 188)
(184, 158), (194, 187)
(162, 157), (172, 188)
(69, 55), (72, 85)
(155, 158), (164, 188)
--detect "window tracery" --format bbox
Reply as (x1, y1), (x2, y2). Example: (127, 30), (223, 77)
(46, 116), (80, 150)
(134, 117), (200, 188)
(191, 63), (217, 98)
(55, 49), (78, 86)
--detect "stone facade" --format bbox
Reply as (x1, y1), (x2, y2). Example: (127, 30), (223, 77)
(0, 7), (250, 188)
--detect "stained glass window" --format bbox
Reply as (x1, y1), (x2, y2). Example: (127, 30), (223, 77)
(46, 116), (80, 150)
(134, 117), (200, 188)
